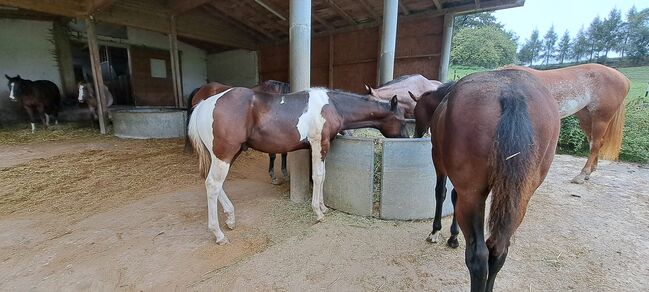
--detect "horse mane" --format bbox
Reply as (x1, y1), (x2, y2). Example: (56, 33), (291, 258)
(261, 80), (290, 94)
(380, 74), (419, 87)
(433, 81), (456, 100)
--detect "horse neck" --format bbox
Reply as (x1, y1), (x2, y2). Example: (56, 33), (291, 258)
(329, 91), (392, 129)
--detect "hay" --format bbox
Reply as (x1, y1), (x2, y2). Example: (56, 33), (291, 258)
(0, 123), (108, 145)
(0, 139), (199, 220)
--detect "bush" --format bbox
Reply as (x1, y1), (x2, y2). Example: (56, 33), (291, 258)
(620, 98), (649, 163)
(557, 116), (589, 156)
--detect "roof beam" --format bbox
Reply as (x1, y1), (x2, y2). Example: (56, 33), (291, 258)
(357, 0), (380, 20)
(253, 0), (286, 21)
(85, 0), (116, 14)
(208, 2), (278, 41)
(312, 12), (335, 31)
(324, 0), (357, 25)
(203, 5), (266, 42)
(399, 2), (411, 15)
(432, 0), (442, 10)
(169, 0), (211, 14)
(0, 0), (83, 17)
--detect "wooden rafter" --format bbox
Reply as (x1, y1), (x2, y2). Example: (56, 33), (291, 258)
(203, 5), (265, 42)
(399, 2), (411, 15)
(432, 0), (442, 10)
(0, 0), (84, 17)
(208, 2), (277, 41)
(243, 0), (288, 35)
(312, 12), (335, 31)
(324, 0), (356, 25)
(169, 0), (211, 14)
(85, 0), (116, 14)
(357, 0), (379, 20)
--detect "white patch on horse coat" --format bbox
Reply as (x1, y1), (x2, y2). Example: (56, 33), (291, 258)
(280, 96), (285, 104)
(558, 94), (590, 117)
(30, 123), (35, 133)
(296, 88), (329, 141)
(78, 84), (85, 102)
(9, 83), (15, 100)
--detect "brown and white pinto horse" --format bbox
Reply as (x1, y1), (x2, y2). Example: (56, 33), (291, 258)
(413, 70), (560, 291)
(184, 80), (291, 184)
(366, 74), (442, 118)
(5, 74), (61, 133)
(502, 64), (630, 184)
(78, 81), (114, 123)
(188, 87), (407, 244)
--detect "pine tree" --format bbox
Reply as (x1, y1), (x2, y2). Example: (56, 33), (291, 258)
(587, 16), (604, 61)
(601, 8), (623, 60)
(541, 25), (558, 65)
(557, 30), (571, 64)
(572, 27), (590, 62)
(527, 29), (543, 65)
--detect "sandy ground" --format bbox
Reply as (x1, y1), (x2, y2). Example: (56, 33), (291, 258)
(0, 138), (647, 291)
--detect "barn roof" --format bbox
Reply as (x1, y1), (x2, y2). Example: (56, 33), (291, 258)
(0, 0), (524, 52)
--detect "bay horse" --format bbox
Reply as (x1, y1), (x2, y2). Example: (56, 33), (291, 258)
(5, 74), (61, 133)
(184, 80), (291, 185)
(413, 70), (560, 291)
(78, 81), (114, 123)
(365, 74), (442, 118)
(187, 87), (407, 244)
(501, 64), (630, 184)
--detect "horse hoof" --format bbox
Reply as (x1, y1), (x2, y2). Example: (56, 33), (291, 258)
(271, 178), (281, 185)
(316, 215), (326, 223)
(226, 219), (236, 230)
(426, 232), (441, 243)
(447, 236), (459, 249)
(216, 236), (230, 245)
(570, 174), (587, 184)
(320, 205), (329, 214)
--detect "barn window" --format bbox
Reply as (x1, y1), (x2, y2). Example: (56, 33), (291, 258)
(150, 59), (167, 78)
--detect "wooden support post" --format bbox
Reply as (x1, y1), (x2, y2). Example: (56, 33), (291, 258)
(169, 15), (183, 107)
(85, 15), (108, 134)
(328, 35), (334, 88)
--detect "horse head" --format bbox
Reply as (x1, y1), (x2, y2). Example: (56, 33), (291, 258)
(410, 81), (456, 138)
(77, 81), (93, 103)
(377, 95), (409, 138)
(5, 74), (23, 102)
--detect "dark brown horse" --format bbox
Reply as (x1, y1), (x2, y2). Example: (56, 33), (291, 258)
(184, 80), (291, 184)
(366, 74), (441, 118)
(501, 64), (630, 184)
(188, 87), (407, 244)
(5, 74), (61, 133)
(413, 70), (560, 291)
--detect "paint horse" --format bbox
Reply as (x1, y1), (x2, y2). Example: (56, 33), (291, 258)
(78, 81), (114, 124)
(184, 80), (291, 184)
(501, 64), (630, 184)
(5, 74), (61, 133)
(413, 70), (560, 291)
(366, 74), (442, 118)
(187, 87), (407, 244)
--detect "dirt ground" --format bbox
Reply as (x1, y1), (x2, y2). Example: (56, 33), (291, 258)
(0, 137), (647, 291)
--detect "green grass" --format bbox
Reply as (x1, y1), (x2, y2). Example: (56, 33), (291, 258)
(448, 65), (487, 80)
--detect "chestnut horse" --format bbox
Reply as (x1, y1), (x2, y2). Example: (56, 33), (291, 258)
(502, 64), (630, 184)
(365, 74), (441, 118)
(413, 70), (560, 291)
(184, 80), (291, 184)
(5, 74), (60, 133)
(187, 87), (407, 244)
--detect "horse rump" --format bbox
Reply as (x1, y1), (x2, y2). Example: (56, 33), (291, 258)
(187, 102), (211, 178)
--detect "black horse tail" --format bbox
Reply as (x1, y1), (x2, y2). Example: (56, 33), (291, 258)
(488, 88), (536, 241)
(184, 87), (201, 154)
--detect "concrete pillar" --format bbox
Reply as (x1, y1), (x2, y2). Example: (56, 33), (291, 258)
(169, 15), (183, 107)
(288, 0), (312, 203)
(378, 0), (399, 85)
(438, 13), (455, 82)
(85, 16), (108, 134)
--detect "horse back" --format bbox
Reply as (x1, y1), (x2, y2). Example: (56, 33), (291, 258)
(31, 80), (61, 111)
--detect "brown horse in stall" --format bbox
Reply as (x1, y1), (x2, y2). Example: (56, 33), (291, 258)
(366, 74), (441, 118)
(187, 87), (407, 244)
(184, 80), (291, 184)
(413, 70), (560, 291)
(502, 64), (630, 184)
(5, 74), (61, 133)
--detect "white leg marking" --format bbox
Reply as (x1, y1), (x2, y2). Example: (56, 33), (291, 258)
(31, 123), (36, 133)
(219, 190), (236, 230)
(78, 85), (84, 102)
(206, 156), (231, 244)
(45, 114), (50, 127)
(309, 138), (326, 222)
(9, 83), (16, 101)
(427, 230), (441, 243)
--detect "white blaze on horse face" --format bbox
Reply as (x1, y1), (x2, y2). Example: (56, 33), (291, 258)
(78, 85), (85, 102)
(296, 88), (329, 141)
(9, 83), (15, 100)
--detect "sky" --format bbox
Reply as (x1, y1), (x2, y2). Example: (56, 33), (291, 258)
(492, 0), (649, 42)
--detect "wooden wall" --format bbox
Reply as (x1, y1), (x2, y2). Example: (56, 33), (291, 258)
(259, 16), (444, 93)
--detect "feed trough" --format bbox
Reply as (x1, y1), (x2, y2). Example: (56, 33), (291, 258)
(112, 107), (186, 139)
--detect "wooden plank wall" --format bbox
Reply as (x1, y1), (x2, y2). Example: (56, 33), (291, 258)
(259, 16), (444, 93)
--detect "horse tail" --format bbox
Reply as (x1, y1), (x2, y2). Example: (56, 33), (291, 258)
(599, 74), (629, 160)
(184, 87), (201, 154)
(488, 89), (536, 241)
(187, 101), (211, 178)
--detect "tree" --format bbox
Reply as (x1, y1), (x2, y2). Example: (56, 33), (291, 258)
(517, 42), (534, 65)
(571, 27), (590, 62)
(525, 29), (543, 65)
(625, 7), (649, 64)
(557, 30), (571, 64)
(541, 25), (558, 65)
(600, 8), (623, 60)
(587, 16), (605, 61)
(454, 12), (503, 30)
(451, 25), (518, 68)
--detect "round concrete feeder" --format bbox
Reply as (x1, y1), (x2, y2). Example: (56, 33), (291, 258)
(323, 122), (454, 220)
(112, 107), (186, 139)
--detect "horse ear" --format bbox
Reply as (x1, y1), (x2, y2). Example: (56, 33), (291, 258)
(390, 95), (398, 111)
(364, 84), (371, 94)
(4, 74), (10, 80)
(16, 74), (20, 79)
(408, 91), (417, 102)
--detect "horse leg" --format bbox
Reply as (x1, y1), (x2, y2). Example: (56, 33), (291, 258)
(572, 119), (609, 184)
(37, 106), (47, 130)
(427, 175), (448, 243)
(456, 190), (489, 292)
(447, 189), (460, 248)
(281, 153), (289, 181)
(218, 187), (236, 230)
(268, 153), (280, 185)
(205, 155), (231, 245)
(23, 106), (36, 133)
(308, 137), (327, 222)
